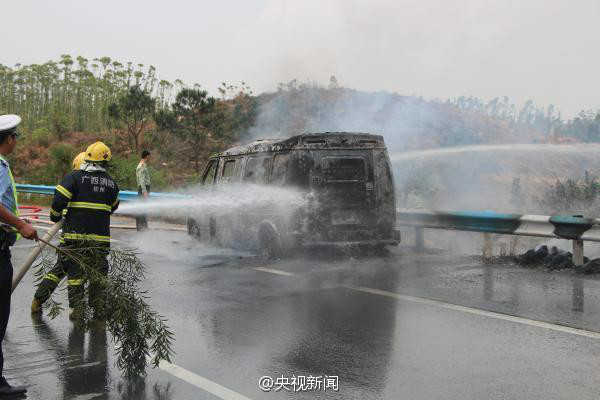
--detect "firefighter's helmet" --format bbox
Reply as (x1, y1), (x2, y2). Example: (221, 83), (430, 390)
(84, 141), (112, 163)
(72, 152), (86, 170)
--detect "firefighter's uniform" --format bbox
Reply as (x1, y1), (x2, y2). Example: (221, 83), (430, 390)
(32, 152), (87, 310)
(33, 143), (119, 315)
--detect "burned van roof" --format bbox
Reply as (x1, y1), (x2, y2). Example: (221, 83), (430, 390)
(217, 132), (386, 157)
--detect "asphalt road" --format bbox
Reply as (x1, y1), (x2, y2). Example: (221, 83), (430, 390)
(4, 227), (600, 399)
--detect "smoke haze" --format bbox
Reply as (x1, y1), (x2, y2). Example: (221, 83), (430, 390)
(246, 86), (600, 214)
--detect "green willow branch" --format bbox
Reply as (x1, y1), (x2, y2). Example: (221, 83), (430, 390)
(34, 237), (174, 378)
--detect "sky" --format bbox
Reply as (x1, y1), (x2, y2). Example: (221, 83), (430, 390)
(3, 0), (600, 118)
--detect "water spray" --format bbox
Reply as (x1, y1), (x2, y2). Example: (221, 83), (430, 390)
(390, 143), (600, 162)
(116, 183), (308, 219)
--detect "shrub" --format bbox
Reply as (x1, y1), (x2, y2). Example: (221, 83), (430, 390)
(30, 127), (50, 147)
(395, 164), (437, 207)
(538, 172), (600, 216)
(49, 143), (77, 174)
(50, 110), (70, 141)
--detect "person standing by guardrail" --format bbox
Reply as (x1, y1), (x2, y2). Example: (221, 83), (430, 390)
(135, 150), (151, 231)
(0, 114), (39, 396)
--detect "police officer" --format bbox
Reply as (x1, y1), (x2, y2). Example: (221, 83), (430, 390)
(0, 114), (38, 396)
(31, 152), (86, 313)
(46, 142), (119, 320)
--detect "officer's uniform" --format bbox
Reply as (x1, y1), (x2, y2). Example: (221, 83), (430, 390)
(35, 165), (119, 312)
(0, 155), (17, 384)
(0, 115), (24, 394)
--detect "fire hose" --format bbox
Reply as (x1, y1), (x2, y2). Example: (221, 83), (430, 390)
(11, 220), (64, 293)
(10, 206), (188, 293)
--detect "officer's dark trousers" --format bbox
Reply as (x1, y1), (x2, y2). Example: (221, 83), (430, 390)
(136, 185), (150, 231)
(0, 248), (13, 379)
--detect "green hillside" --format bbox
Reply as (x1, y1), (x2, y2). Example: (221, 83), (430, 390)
(2, 56), (600, 191)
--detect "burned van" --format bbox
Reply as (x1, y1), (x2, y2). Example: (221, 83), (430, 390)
(187, 132), (400, 257)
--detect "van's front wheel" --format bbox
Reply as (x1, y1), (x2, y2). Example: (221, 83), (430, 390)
(259, 224), (281, 260)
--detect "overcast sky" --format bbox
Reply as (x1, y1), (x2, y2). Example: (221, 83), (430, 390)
(3, 0), (599, 117)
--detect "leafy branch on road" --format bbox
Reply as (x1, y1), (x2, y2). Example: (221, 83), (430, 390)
(33, 240), (174, 378)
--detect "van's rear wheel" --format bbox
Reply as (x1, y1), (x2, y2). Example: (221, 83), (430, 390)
(187, 218), (201, 241)
(259, 225), (281, 259)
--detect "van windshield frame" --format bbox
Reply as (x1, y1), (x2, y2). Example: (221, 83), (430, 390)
(202, 159), (219, 185)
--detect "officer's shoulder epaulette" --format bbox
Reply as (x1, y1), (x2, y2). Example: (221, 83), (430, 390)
(0, 159), (9, 169)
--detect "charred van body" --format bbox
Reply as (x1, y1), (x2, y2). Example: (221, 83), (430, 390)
(187, 132), (400, 257)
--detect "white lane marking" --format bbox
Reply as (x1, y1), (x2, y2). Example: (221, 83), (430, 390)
(70, 394), (104, 400)
(158, 360), (253, 400)
(346, 285), (600, 340)
(253, 267), (296, 276)
(251, 266), (600, 340)
(63, 361), (104, 371)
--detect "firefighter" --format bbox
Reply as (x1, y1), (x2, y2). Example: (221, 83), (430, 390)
(31, 152), (86, 313)
(71, 152), (86, 171)
(36, 142), (119, 320)
(0, 114), (38, 396)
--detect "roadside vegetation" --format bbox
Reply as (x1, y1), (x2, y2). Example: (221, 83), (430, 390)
(3, 55), (600, 192)
(538, 171), (600, 216)
(0, 55), (256, 189)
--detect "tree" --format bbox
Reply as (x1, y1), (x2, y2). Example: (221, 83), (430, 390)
(50, 109), (70, 141)
(214, 82), (257, 143)
(171, 88), (216, 171)
(153, 109), (177, 157)
(108, 85), (156, 152)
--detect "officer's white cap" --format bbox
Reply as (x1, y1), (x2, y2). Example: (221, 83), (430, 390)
(0, 115), (21, 134)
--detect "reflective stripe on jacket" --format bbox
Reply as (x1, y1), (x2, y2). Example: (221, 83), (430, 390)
(50, 169), (119, 244)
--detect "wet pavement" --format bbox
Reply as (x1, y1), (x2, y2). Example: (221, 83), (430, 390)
(4, 228), (600, 399)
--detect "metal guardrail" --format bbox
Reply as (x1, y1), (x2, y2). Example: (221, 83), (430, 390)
(15, 185), (596, 264)
(16, 184), (185, 202)
(396, 208), (600, 265)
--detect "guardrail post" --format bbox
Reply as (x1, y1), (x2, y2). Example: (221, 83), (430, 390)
(573, 239), (584, 266)
(483, 233), (493, 259)
(415, 227), (424, 253)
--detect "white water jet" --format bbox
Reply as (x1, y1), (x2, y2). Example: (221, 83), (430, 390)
(116, 183), (307, 218)
(390, 143), (600, 162)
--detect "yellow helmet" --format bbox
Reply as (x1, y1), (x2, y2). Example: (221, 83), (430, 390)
(84, 141), (112, 163)
(72, 152), (86, 170)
